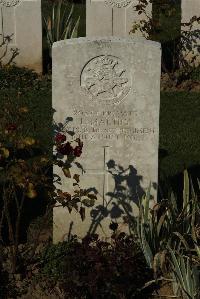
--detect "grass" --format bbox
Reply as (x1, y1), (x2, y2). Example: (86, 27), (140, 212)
(0, 67), (199, 181)
(159, 91), (200, 177)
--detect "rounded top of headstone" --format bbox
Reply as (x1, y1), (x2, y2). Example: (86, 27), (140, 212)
(0, 0), (20, 6)
(53, 37), (161, 50)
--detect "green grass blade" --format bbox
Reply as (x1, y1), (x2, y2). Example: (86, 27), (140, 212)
(197, 179), (200, 190)
(170, 191), (178, 212)
(141, 223), (153, 268)
(180, 256), (189, 296)
(43, 16), (53, 46)
(172, 232), (190, 250)
(56, 1), (62, 41)
(52, 4), (55, 42)
(186, 258), (193, 298)
(62, 5), (74, 40)
(183, 169), (190, 214)
(71, 16), (80, 38)
(168, 247), (185, 290)
(144, 183), (151, 223)
(157, 211), (166, 236)
(65, 3), (74, 26)
(60, 2), (68, 33)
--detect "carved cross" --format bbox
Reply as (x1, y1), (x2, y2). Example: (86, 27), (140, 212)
(85, 146), (110, 205)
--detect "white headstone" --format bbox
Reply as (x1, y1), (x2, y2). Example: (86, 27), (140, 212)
(53, 37), (161, 243)
(0, 0), (42, 72)
(181, 0), (200, 66)
(86, 0), (152, 37)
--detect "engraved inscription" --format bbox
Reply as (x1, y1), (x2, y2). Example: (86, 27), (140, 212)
(0, 0), (20, 7)
(67, 109), (155, 142)
(105, 0), (133, 8)
(69, 126), (155, 142)
(80, 55), (131, 105)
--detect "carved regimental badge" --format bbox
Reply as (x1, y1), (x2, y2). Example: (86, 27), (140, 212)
(81, 55), (131, 105)
(105, 0), (133, 8)
(0, 0), (20, 6)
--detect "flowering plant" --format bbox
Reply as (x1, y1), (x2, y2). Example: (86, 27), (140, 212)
(0, 99), (96, 273)
(53, 117), (97, 218)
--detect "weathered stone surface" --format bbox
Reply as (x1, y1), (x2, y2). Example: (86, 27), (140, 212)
(86, 0), (152, 37)
(53, 37), (161, 243)
(181, 0), (200, 65)
(0, 0), (42, 72)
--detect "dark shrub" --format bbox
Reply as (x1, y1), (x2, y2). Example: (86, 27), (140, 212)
(0, 66), (50, 91)
(41, 233), (155, 299)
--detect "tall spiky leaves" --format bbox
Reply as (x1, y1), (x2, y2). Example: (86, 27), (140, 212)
(43, 0), (80, 55)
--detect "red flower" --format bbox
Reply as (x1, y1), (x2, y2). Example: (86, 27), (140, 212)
(73, 145), (82, 157)
(57, 142), (73, 155)
(6, 124), (17, 131)
(76, 138), (83, 147)
(55, 133), (66, 143)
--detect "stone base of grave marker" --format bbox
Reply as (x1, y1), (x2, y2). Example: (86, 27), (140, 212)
(0, 0), (42, 73)
(53, 37), (161, 243)
(86, 0), (152, 37)
(181, 0), (200, 66)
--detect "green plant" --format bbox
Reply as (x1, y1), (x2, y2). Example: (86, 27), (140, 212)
(41, 236), (78, 278)
(0, 96), (96, 274)
(136, 184), (156, 268)
(133, 170), (200, 297)
(43, 0), (80, 55)
(0, 66), (40, 90)
(169, 248), (200, 299)
(0, 96), (51, 273)
(135, 170), (200, 269)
